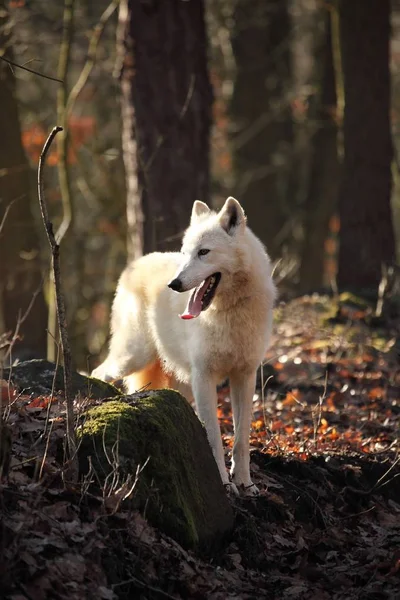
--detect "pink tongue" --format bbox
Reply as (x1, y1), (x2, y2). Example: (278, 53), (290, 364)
(179, 277), (211, 320)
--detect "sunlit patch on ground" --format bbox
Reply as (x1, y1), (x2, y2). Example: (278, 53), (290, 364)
(218, 294), (399, 461)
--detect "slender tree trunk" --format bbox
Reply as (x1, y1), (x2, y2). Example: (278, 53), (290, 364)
(299, 9), (339, 292)
(119, 0), (213, 260)
(229, 0), (292, 259)
(45, 0), (76, 363)
(0, 26), (47, 359)
(337, 0), (395, 290)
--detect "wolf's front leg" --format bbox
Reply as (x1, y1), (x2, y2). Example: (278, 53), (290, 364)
(191, 371), (238, 495)
(230, 371), (258, 495)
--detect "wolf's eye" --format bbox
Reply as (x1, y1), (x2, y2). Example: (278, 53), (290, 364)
(198, 248), (210, 257)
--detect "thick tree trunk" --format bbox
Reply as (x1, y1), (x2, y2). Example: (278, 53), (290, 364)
(0, 12), (47, 359)
(120, 0), (213, 259)
(229, 0), (293, 259)
(337, 0), (395, 290)
(299, 10), (339, 292)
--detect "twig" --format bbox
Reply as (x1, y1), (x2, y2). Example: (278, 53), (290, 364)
(0, 197), (22, 237)
(313, 371), (328, 450)
(112, 575), (178, 599)
(38, 420), (54, 481)
(32, 335), (61, 449)
(373, 455), (400, 490)
(65, 0), (119, 119)
(143, 74), (196, 174)
(0, 55), (63, 83)
(260, 363), (280, 451)
(3, 280), (45, 364)
(37, 126), (78, 481)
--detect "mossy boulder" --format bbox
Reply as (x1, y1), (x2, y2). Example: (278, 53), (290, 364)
(338, 291), (372, 310)
(77, 391), (234, 551)
(2, 359), (121, 399)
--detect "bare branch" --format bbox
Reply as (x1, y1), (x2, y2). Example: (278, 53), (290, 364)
(3, 281), (44, 364)
(46, 0), (76, 363)
(66, 0), (120, 119)
(0, 55), (63, 83)
(0, 197), (21, 237)
(55, 0), (76, 245)
(37, 125), (78, 482)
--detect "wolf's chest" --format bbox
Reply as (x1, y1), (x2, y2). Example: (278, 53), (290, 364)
(202, 308), (269, 374)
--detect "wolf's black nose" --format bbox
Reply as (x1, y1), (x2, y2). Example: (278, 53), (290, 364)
(168, 278), (183, 292)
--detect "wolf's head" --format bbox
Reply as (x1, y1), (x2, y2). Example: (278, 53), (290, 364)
(168, 197), (249, 319)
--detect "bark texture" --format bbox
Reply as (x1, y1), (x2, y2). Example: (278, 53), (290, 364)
(0, 10), (47, 358)
(337, 0), (395, 290)
(299, 10), (339, 292)
(120, 0), (213, 259)
(230, 0), (293, 259)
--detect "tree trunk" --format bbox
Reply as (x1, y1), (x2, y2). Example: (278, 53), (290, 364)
(0, 10), (47, 359)
(299, 9), (339, 292)
(337, 0), (395, 291)
(119, 0), (213, 260)
(229, 0), (293, 259)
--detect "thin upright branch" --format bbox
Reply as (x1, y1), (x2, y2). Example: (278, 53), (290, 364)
(0, 197), (20, 237)
(65, 0), (119, 119)
(330, 4), (344, 132)
(56, 0), (76, 245)
(37, 126), (77, 481)
(3, 281), (44, 364)
(46, 0), (76, 363)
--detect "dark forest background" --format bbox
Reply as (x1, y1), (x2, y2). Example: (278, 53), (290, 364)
(1, 0), (399, 370)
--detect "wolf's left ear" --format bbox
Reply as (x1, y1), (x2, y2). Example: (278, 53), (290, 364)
(191, 200), (211, 223)
(218, 197), (246, 235)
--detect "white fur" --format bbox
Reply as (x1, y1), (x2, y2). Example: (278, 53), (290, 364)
(92, 197), (276, 495)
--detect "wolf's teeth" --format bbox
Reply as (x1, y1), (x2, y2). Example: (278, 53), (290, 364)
(204, 276), (216, 297)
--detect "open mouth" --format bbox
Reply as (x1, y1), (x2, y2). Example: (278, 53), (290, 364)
(180, 272), (221, 320)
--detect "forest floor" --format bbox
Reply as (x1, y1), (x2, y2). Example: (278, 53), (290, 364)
(1, 293), (399, 599)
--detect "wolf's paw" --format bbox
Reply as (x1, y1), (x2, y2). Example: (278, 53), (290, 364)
(224, 482), (239, 496)
(91, 366), (114, 383)
(240, 482), (259, 497)
(231, 472), (259, 497)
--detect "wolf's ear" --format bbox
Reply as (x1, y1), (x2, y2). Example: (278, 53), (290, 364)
(191, 200), (211, 223)
(218, 197), (246, 235)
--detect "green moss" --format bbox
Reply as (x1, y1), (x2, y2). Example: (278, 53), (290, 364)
(77, 391), (232, 550)
(85, 377), (122, 398)
(338, 292), (371, 309)
(370, 332), (393, 352)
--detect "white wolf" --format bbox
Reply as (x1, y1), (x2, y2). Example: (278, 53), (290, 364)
(92, 197), (276, 495)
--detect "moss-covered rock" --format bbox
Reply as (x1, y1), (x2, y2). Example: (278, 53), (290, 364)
(2, 359), (121, 399)
(77, 390), (234, 551)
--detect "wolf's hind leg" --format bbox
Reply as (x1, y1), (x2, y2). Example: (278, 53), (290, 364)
(92, 328), (156, 383)
(124, 359), (172, 393)
(91, 285), (156, 383)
